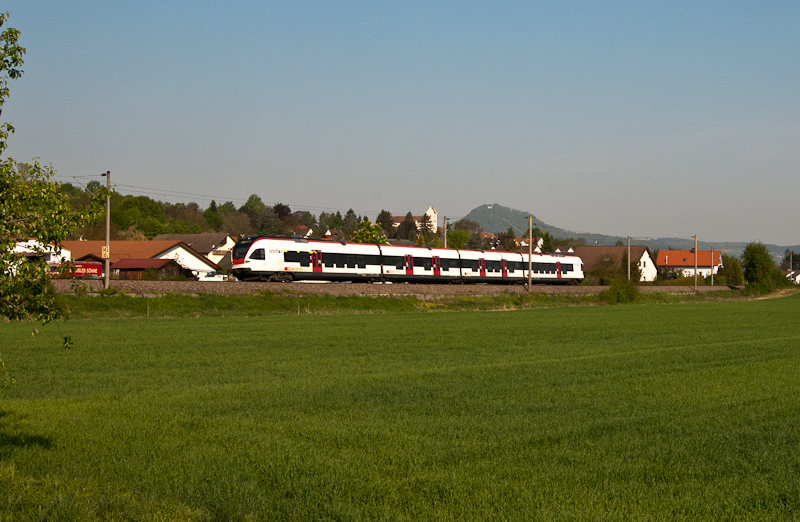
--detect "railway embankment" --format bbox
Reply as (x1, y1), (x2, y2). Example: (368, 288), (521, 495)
(52, 279), (736, 299)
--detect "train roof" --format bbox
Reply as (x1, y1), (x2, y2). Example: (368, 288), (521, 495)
(238, 235), (581, 259)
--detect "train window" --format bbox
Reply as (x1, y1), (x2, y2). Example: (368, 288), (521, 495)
(335, 254), (346, 268)
(462, 259), (478, 271)
(367, 255), (379, 266)
(487, 260), (500, 272)
(250, 249), (265, 260)
(356, 255), (366, 269)
(562, 264), (573, 273)
(346, 255), (356, 268)
(414, 257), (433, 269)
(233, 240), (254, 259)
(322, 253), (334, 266)
(284, 251), (298, 263)
(299, 252), (310, 267)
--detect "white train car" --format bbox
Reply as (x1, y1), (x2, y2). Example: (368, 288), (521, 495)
(231, 236), (584, 284)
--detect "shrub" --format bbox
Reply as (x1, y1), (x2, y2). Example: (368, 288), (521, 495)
(599, 278), (639, 304)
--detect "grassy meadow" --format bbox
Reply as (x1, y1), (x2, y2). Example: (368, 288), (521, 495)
(0, 294), (799, 520)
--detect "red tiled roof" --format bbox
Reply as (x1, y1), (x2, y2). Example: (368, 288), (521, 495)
(61, 240), (217, 269)
(656, 250), (721, 268)
(62, 240), (183, 264)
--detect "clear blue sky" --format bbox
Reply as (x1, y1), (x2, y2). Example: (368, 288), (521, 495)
(3, 1), (798, 244)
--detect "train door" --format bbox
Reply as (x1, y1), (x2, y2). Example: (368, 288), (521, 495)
(432, 256), (441, 276)
(479, 258), (487, 277)
(404, 255), (414, 276)
(556, 261), (562, 279)
(311, 251), (323, 273)
(501, 259), (508, 278)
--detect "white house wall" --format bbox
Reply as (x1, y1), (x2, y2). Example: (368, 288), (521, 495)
(206, 237), (236, 265)
(637, 251), (658, 282)
(158, 246), (217, 272)
(680, 267), (719, 278)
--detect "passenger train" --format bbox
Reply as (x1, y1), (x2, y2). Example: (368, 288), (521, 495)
(231, 236), (584, 284)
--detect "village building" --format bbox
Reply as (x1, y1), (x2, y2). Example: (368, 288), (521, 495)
(391, 206), (438, 231)
(152, 233), (236, 266)
(61, 240), (219, 277)
(655, 250), (722, 278)
(111, 258), (189, 280)
(572, 245), (658, 282)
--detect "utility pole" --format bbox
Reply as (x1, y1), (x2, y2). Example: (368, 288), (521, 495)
(102, 171), (110, 290)
(694, 234), (698, 292)
(627, 236), (631, 281)
(527, 216), (533, 291)
(443, 216), (447, 249)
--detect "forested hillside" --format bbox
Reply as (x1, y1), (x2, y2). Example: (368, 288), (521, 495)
(462, 203), (799, 258)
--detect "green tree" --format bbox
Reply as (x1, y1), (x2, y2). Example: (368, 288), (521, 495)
(376, 210), (394, 232)
(342, 209), (359, 237)
(418, 213), (435, 244)
(221, 210), (254, 237)
(349, 219), (388, 244)
(217, 201), (236, 215)
(0, 13), (107, 327)
(203, 200), (222, 231)
(447, 229), (470, 249)
(715, 254), (744, 286)
(397, 212), (418, 241)
(454, 219), (481, 235)
(239, 194), (266, 230)
(541, 231), (554, 253)
(742, 242), (775, 284)
(258, 206), (278, 235)
(588, 254), (621, 285)
(741, 241), (790, 293)
(497, 227), (519, 252)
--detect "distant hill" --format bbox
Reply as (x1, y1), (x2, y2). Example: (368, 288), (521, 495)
(461, 204), (799, 260)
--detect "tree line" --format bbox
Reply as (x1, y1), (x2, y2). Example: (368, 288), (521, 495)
(55, 183), (542, 251)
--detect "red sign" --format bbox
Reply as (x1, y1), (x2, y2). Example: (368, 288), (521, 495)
(65, 262), (102, 277)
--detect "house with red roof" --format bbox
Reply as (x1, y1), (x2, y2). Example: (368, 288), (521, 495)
(61, 240), (218, 277)
(656, 249), (722, 278)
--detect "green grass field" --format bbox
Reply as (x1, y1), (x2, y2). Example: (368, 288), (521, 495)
(0, 295), (799, 520)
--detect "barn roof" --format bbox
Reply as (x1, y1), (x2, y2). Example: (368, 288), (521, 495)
(111, 258), (177, 270)
(572, 245), (652, 271)
(151, 233), (233, 254)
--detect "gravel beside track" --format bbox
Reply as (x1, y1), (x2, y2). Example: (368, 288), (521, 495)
(52, 279), (734, 298)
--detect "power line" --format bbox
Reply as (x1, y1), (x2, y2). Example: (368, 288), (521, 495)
(53, 175), (422, 219)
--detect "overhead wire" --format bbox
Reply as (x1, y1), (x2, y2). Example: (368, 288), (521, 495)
(53, 175), (437, 220)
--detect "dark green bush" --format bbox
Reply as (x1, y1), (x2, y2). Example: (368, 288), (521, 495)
(600, 278), (639, 304)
